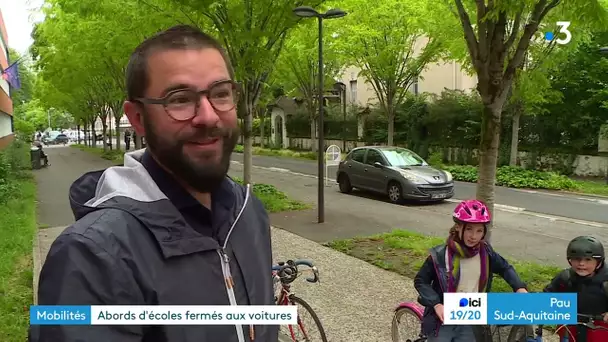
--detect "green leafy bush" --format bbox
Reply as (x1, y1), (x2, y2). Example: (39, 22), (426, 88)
(442, 164), (578, 190)
(0, 140), (31, 204)
(233, 145), (318, 160)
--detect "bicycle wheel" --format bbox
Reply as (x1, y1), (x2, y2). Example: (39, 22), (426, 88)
(283, 295), (328, 342)
(506, 325), (535, 342)
(391, 307), (426, 342)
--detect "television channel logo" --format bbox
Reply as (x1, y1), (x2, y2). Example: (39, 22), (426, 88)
(459, 297), (481, 307)
(444, 293), (487, 325)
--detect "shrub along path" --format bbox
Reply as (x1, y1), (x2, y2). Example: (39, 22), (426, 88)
(0, 141), (39, 341)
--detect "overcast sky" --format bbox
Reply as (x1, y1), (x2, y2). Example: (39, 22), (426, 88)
(1, 0), (44, 55)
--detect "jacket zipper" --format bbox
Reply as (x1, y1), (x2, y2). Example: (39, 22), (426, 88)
(217, 184), (252, 342)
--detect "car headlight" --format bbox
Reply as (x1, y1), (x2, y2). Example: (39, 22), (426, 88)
(399, 171), (427, 184)
(444, 171), (453, 182)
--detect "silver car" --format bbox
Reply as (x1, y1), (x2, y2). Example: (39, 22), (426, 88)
(336, 146), (454, 203)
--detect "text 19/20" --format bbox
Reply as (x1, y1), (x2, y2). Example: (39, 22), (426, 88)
(449, 310), (481, 320)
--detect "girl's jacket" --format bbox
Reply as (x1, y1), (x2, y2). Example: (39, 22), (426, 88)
(414, 243), (526, 335)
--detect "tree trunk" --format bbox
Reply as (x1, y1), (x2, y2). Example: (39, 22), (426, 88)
(310, 117), (317, 152)
(90, 119), (96, 148)
(83, 120), (89, 147)
(77, 124), (81, 145)
(387, 111), (395, 146)
(509, 108), (521, 166)
(475, 104), (503, 242)
(114, 114), (122, 152)
(243, 105), (253, 184)
(101, 115), (108, 152)
(259, 110), (266, 148)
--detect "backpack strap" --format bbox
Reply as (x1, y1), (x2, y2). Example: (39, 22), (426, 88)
(557, 269), (573, 291)
(602, 281), (608, 298)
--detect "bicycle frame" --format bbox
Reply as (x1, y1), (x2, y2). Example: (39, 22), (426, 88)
(274, 281), (309, 342)
(394, 302), (425, 318)
(272, 262), (320, 342)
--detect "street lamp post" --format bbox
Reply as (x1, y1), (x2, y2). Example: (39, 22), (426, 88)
(293, 6), (347, 224)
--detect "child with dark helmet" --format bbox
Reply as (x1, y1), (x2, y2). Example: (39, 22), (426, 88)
(544, 236), (608, 341)
(414, 199), (528, 342)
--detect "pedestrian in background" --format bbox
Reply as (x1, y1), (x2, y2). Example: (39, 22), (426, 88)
(124, 129), (131, 150)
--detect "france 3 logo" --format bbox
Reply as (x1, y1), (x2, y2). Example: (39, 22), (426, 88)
(543, 21), (572, 45)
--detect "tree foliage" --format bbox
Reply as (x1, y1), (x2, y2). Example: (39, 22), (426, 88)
(333, 0), (444, 146)
(433, 0), (608, 238)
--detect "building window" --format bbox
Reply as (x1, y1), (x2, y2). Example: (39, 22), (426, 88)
(349, 80), (357, 104)
(412, 77), (419, 95)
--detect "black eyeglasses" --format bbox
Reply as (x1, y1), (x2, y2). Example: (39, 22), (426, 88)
(135, 80), (240, 121)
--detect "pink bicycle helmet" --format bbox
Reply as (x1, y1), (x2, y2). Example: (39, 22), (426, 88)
(452, 199), (491, 224)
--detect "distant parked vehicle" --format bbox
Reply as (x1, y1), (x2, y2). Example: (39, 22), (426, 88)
(336, 146), (454, 203)
(42, 131), (69, 145)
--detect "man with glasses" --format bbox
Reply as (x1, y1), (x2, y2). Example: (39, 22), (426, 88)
(30, 25), (278, 342)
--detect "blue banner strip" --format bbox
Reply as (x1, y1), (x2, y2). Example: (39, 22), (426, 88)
(487, 293), (577, 325)
(30, 306), (91, 325)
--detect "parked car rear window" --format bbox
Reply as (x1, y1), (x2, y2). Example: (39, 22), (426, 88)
(350, 149), (365, 163)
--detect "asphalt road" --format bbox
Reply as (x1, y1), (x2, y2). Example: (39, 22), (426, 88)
(231, 153), (608, 224)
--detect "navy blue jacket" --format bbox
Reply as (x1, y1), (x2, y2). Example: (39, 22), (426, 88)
(414, 244), (527, 335)
(29, 149), (278, 342)
(544, 266), (608, 315)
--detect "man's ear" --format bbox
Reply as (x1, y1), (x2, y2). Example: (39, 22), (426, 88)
(124, 101), (145, 136)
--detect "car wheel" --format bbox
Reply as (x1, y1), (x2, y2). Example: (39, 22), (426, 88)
(338, 174), (353, 194)
(387, 181), (404, 204)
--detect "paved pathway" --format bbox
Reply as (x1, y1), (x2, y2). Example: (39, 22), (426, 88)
(33, 146), (563, 341)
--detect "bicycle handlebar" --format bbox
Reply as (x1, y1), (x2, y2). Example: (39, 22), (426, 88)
(578, 313), (605, 322)
(272, 259), (319, 284)
(575, 313), (608, 331)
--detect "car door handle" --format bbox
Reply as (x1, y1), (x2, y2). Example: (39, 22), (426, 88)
(348, 164), (352, 168)
(364, 168), (368, 172)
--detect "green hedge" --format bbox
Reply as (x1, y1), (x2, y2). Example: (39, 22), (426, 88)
(443, 164), (579, 190)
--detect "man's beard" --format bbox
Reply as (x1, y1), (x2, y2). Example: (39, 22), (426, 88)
(143, 118), (239, 193)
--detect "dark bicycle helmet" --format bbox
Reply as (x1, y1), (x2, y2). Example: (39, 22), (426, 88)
(567, 236), (605, 264)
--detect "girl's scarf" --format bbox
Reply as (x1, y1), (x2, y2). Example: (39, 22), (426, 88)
(446, 235), (490, 293)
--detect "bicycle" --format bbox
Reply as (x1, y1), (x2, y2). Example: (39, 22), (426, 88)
(391, 300), (514, 342)
(272, 259), (328, 342)
(507, 314), (608, 342)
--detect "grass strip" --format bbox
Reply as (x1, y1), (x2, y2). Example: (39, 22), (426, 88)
(326, 229), (561, 293)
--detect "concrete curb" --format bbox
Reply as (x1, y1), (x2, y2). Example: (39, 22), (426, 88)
(32, 229), (41, 305)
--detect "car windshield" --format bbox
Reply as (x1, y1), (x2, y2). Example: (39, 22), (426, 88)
(381, 148), (427, 167)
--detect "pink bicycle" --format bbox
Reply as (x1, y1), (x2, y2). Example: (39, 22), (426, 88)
(391, 301), (427, 342)
(391, 301), (510, 342)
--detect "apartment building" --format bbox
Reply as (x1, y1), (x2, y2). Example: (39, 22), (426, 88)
(336, 37), (477, 107)
(0, 9), (13, 149)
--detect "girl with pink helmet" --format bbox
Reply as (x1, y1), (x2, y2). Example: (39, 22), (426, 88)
(414, 199), (528, 341)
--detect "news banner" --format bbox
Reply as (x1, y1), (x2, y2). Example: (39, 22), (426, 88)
(29, 306), (297, 325)
(30, 293), (575, 326)
(444, 293), (577, 325)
